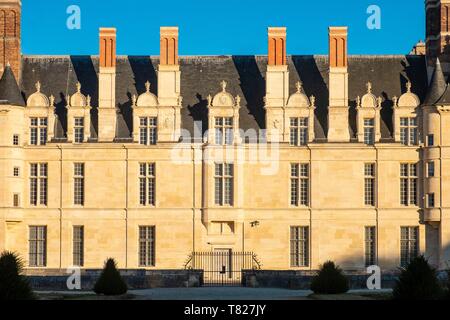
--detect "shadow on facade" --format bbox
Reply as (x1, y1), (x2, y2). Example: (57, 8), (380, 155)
(70, 56), (99, 138)
(291, 55), (329, 140)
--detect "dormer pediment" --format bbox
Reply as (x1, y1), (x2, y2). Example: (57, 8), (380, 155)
(68, 82), (90, 108)
(136, 81), (159, 107)
(27, 81), (50, 107)
(397, 82), (420, 108)
(208, 81), (240, 108)
(287, 82), (311, 108)
(359, 82), (379, 109)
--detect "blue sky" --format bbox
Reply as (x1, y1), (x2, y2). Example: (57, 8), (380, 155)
(22, 0), (424, 56)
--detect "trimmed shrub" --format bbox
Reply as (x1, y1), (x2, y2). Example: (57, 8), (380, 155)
(0, 251), (34, 300)
(310, 261), (349, 294)
(393, 255), (442, 300)
(94, 258), (128, 295)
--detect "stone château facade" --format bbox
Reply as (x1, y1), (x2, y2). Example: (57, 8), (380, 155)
(1, 0), (450, 275)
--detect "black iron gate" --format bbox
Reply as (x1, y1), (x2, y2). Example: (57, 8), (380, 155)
(185, 251), (261, 286)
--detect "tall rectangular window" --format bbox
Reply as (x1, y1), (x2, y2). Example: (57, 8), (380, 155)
(214, 163), (233, 206)
(73, 226), (84, 267)
(13, 193), (20, 207)
(214, 117), (233, 145)
(29, 226), (47, 267)
(139, 226), (155, 267)
(290, 226), (309, 267)
(427, 161), (435, 178)
(365, 226), (377, 267)
(400, 227), (419, 267)
(30, 163), (48, 206)
(139, 163), (155, 206)
(400, 117), (418, 146)
(364, 163), (375, 206)
(13, 134), (19, 146)
(74, 163), (85, 205)
(290, 117), (308, 146)
(427, 134), (434, 147)
(427, 193), (435, 208)
(74, 117), (84, 143)
(290, 163), (309, 206)
(400, 163), (418, 206)
(139, 117), (157, 145)
(363, 118), (375, 145)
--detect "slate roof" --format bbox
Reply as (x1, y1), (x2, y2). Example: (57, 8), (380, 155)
(0, 65), (25, 106)
(18, 55), (428, 142)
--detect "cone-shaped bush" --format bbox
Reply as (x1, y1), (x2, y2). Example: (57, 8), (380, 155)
(310, 261), (349, 294)
(393, 255), (442, 300)
(94, 258), (128, 295)
(0, 251), (34, 300)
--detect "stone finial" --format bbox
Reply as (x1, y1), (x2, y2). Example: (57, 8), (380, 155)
(366, 82), (372, 94)
(235, 95), (241, 107)
(76, 82), (82, 93)
(406, 81), (412, 93)
(35, 81), (41, 93)
(207, 94), (212, 107)
(49, 95), (55, 107)
(178, 95), (183, 107)
(377, 96), (382, 108)
(87, 95), (91, 107)
(356, 96), (361, 107)
(132, 94), (137, 107)
(392, 96), (398, 108)
(310, 95), (316, 107)
(145, 81), (151, 93)
(221, 80), (227, 92)
(295, 81), (302, 93)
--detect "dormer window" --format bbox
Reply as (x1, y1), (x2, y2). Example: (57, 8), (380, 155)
(285, 82), (315, 145)
(289, 117), (308, 146)
(66, 82), (91, 143)
(30, 117), (48, 146)
(214, 117), (233, 145)
(74, 117), (85, 143)
(356, 82), (381, 144)
(139, 117), (157, 145)
(393, 81), (420, 145)
(207, 81), (241, 145)
(400, 117), (418, 146)
(363, 118), (375, 145)
(26, 81), (55, 144)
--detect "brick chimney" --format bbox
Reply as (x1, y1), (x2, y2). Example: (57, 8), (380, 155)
(426, 0), (450, 75)
(327, 26), (350, 142)
(160, 27), (178, 66)
(157, 27), (181, 142)
(265, 27), (289, 143)
(98, 27), (117, 142)
(0, 0), (21, 80)
(268, 27), (286, 66)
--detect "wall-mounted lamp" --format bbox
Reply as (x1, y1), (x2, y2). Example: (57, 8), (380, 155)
(250, 221), (260, 227)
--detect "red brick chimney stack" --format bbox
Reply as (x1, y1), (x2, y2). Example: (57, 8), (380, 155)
(99, 28), (116, 68)
(160, 27), (178, 66)
(329, 27), (348, 69)
(0, 0), (21, 81)
(268, 27), (286, 66)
